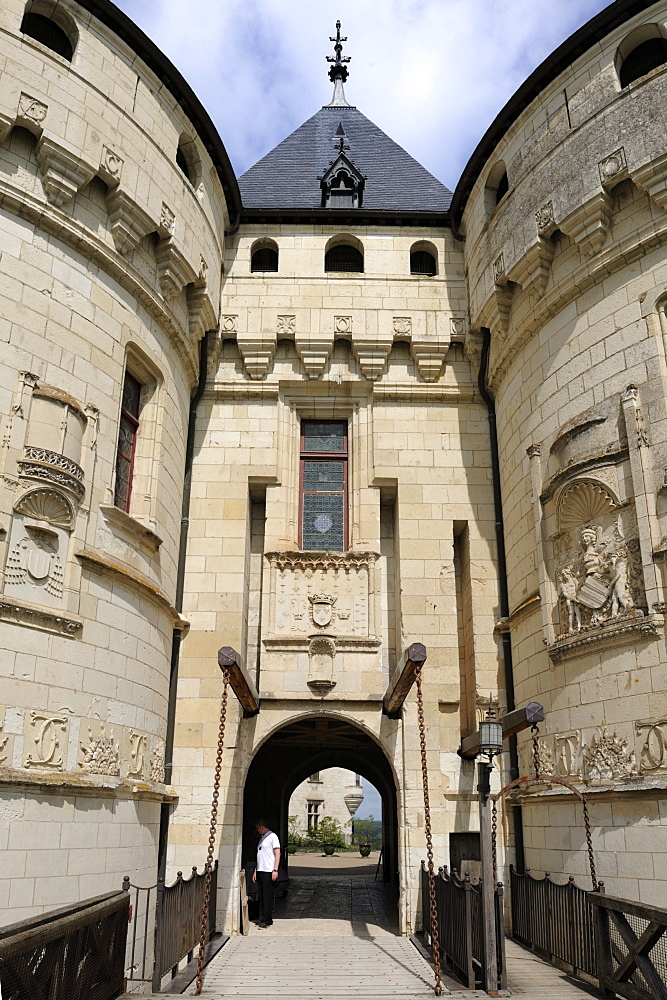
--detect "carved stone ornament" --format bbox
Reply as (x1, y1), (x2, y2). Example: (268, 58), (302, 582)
(533, 737), (555, 776)
(5, 525), (64, 602)
(16, 93), (47, 132)
(127, 731), (147, 779)
(334, 315), (352, 334)
(159, 203), (176, 237)
(309, 593), (337, 629)
(24, 712), (68, 770)
(99, 146), (123, 185)
(197, 255), (208, 288)
(535, 201), (556, 236)
(307, 635), (336, 695)
(150, 742), (166, 783)
(559, 481), (616, 531)
(13, 488), (74, 530)
(79, 725), (120, 776)
(0, 733), (8, 766)
(221, 315), (238, 334)
(393, 316), (412, 337)
(635, 720), (667, 772)
(277, 315), (296, 336)
(493, 253), (505, 283)
(0, 596), (82, 636)
(555, 732), (581, 777)
(18, 447), (85, 503)
(583, 727), (638, 781)
(598, 148), (627, 188)
(450, 317), (465, 339)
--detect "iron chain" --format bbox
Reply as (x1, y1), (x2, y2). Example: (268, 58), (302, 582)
(194, 670), (229, 996)
(491, 801), (498, 887)
(414, 665), (443, 997)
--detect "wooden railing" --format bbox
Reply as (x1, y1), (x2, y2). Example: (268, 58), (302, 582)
(591, 892), (667, 1000)
(421, 861), (506, 991)
(0, 890), (129, 1000)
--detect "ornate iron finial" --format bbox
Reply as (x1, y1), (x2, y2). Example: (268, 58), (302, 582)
(327, 20), (350, 83)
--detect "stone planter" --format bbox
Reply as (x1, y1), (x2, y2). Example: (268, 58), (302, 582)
(287, 842), (297, 854)
(359, 844), (371, 858)
(322, 843), (336, 856)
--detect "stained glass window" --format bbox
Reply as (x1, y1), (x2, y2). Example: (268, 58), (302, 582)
(300, 420), (347, 551)
(114, 372), (141, 512)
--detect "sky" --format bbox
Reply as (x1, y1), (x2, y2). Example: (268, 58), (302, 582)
(356, 779), (381, 821)
(113, 0), (611, 190)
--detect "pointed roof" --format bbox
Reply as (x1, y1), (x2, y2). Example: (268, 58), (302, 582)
(239, 105), (452, 215)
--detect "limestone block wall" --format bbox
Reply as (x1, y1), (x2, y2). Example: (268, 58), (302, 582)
(0, 0), (230, 921)
(170, 224), (504, 936)
(463, 0), (667, 903)
(289, 768), (364, 841)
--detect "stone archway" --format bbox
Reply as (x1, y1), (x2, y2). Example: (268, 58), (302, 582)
(242, 715), (399, 891)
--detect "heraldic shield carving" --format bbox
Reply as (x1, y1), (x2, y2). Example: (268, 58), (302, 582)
(309, 593), (336, 629)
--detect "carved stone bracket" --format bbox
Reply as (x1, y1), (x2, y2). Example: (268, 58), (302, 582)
(631, 152), (667, 212)
(156, 237), (197, 300)
(560, 190), (613, 257)
(105, 188), (153, 255)
(548, 611), (663, 662)
(410, 342), (449, 381)
(351, 339), (393, 381)
(295, 334), (334, 378)
(237, 333), (277, 380)
(35, 137), (95, 208)
(187, 286), (216, 341)
(508, 236), (555, 298)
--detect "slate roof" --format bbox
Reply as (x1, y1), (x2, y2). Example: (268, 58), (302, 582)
(239, 106), (452, 214)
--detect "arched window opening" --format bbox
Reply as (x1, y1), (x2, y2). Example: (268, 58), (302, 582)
(620, 37), (667, 87)
(410, 250), (437, 276)
(176, 145), (190, 180)
(20, 12), (73, 60)
(251, 245), (279, 273)
(495, 171), (509, 205)
(325, 244), (363, 273)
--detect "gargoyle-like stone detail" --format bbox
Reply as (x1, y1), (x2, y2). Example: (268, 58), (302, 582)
(584, 727), (638, 781)
(599, 148), (627, 188)
(410, 342), (448, 382)
(24, 712), (68, 770)
(35, 137), (95, 208)
(277, 315), (296, 336)
(0, 596), (82, 635)
(295, 336), (333, 378)
(508, 236), (555, 298)
(308, 636), (336, 694)
(560, 190), (613, 257)
(631, 152), (667, 212)
(334, 315), (352, 334)
(99, 146), (124, 185)
(555, 732), (581, 777)
(79, 725), (120, 776)
(16, 93), (48, 133)
(393, 317), (412, 336)
(150, 742), (165, 783)
(127, 732), (147, 779)
(309, 594), (336, 629)
(635, 720), (667, 772)
(535, 201), (556, 236)
(105, 189), (153, 255)
(352, 339), (393, 380)
(156, 238), (196, 300)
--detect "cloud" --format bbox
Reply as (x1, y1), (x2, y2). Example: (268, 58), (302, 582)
(112, 1), (610, 186)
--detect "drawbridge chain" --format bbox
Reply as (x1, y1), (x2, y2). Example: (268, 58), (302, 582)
(414, 664), (443, 997)
(194, 669), (230, 995)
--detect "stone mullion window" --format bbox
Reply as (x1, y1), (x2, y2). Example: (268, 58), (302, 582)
(307, 800), (321, 831)
(299, 420), (348, 551)
(114, 372), (142, 512)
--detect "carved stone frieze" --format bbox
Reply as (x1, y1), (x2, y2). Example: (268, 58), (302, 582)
(555, 732), (581, 778)
(635, 720), (667, 772)
(24, 712), (69, 770)
(18, 446), (85, 502)
(150, 741), (166, 784)
(0, 596), (82, 636)
(35, 137), (95, 208)
(126, 731), (148, 779)
(393, 317), (412, 337)
(583, 727), (638, 782)
(548, 612), (662, 662)
(79, 724), (120, 776)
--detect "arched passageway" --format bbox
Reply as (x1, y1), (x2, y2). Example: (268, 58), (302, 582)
(242, 715), (399, 925)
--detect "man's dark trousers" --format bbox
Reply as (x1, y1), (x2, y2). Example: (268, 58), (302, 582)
(256, 871), (275, 924)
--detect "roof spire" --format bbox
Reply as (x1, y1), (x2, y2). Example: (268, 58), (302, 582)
(324, 20), (352, 108)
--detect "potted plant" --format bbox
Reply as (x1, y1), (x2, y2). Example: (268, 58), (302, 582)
(323, 843), (336, 856)
(359, 843), (371, 858)
(287, 841), (298, 855)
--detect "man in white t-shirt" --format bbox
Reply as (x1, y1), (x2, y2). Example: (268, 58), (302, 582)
(252, 818), (280, 928)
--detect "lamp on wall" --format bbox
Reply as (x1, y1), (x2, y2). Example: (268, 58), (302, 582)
(479, 700), (503, 761)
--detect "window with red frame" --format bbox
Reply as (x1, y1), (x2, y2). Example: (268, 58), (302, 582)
(300, 420), (348, 551)
(114, 372), (142, 511)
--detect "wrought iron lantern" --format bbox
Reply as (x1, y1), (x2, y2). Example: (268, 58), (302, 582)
(479, 703), (503, 760)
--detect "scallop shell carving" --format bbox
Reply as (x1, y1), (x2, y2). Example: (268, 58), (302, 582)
(559, 481), (616, 530)
(14, 488), (73, 530)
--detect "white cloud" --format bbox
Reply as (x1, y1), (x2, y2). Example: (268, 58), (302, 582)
(113, 1), (610, 187)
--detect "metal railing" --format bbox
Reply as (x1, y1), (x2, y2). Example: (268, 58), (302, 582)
(591, 891), (667, 1000)
(421, 861), (506, 990)
(124, 861), (218, 992)
(0, 890), (129, 1000)
(509, 866), (598, 982)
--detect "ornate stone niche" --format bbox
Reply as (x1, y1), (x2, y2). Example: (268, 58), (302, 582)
(4, 490), (73, 608)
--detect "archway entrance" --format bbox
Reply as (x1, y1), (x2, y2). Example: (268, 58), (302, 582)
(242, 715), (399, 929)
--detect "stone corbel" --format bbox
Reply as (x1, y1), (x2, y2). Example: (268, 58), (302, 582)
(351, 338), (393, 381)
(237, 332), (276, 380)
(507, 236), (555, 299)
(105, 189), (153, 255)
(410, 342), (449, 382)
(631, 152), (667, 212)
(295, 333), (334, 378)
(0, 112), (13, 144)
(35, 137), (95, 208)
(156, 238), (197, 301)
(187, 286), (216, 341)
(560, 190), (613, 257)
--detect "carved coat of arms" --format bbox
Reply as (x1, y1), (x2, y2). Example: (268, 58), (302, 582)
(309, 594), (336, 629)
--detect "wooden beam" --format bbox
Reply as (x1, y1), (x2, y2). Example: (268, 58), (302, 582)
(459, 701), (545, 759)
(217, 646), (260, 716)
(383, 642), (427, 716)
